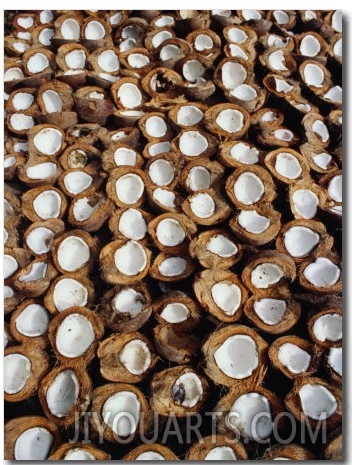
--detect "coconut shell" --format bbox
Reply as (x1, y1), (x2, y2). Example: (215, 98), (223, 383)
(74, 85), (115, 124)
(324, 427), (342, 460)
(98, 332), (158, 383)
(325, 347), (342, 386)
(23, 48), (56, 75)
(202, 324), (268, 388)
(37, 79), (74, 113)
(261, 444), (316, 460)
(150, 366), (209, 417)
(27, 124), (66, 157)
(219, 139), (263, 168)
(185, 434), (248, 460)
(48, 306), (104, 364)
(251, 105), (285, 127)
(67, 193), (114, 232)
(149, 252), (195, 282)
(300, 142), (338, 174)
(141, 67), (184, 98)
(5, 87), (38, 114)
(123, 443), (179, 460)
(146, 184), (183, 214)
(4, 416), (61, 460)
(180, 159), (225, 193)
(108, 207), (152, 242)
(153, 324), (201, 364)
(18, 157), (62, 187)
(88, 46), (120, 76)
(298, 253), (342, 294)
(289, 178), (327, 219)
(99, 284), (152, 333)
(100, 126), (140, 148)
(102, 143), (144, 171)
(65, 123), (102, 145)
(37, 110), (78, 131)
(4, 344), (50, 402)
(4, 285), (24, 315)
(171, 128), (218, 160)
(156, 37), (192, 69)
(106, 166), (147, 209)
(13, 258), (58, 298)
(204, 103), (251, 139)
(307, 300), (342, 348)
(111, 77), (145, 109)
(145, 151), (183, 191)
(56, 43), (89, 71)
(48, 442), (110, 460)
(182, 188), (232, 226)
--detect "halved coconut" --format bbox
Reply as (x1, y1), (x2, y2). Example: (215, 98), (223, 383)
(138, 112), (171, 141)
(88, 46), (120, 78)
(140, 67), (184, 99)
(56, 43), (88, 71)
(6, 113), (35, 135)
(13, 258), (58, 298)
(264, 148), (309, 184)
(68, 193), (114, 232)
(180, 159), (224, 193)
(65, 123), (102, 146)
(102, 143), (143, 171)
(109, 207), (152, 242)
(185, 434), (248, 460)
(260, 47), (296, 76)
(98, 332), (157, 383)
(59, 142), (101, 170)
(4, 416), (60, 460)
(153, 325), (201, 364)
(44, 274), (95, 314)
(111, 77), (144, 109)
(149, 253), (195, 282)
(190, 228), (241, 269)
(204, 103), (250, 139)
(202, 324), (268, 387)
(74, 85), (115, 125)
(37, 80), (74, 114)
(58, 166), (102, 198)
(28, 124), (65, 157)
(299, 255), (342, 293)
(106, 166), (146, 208)
(220, 140), (261, 168)
(172, 128), (217, 160)
(194, 269), (247, 323)
(4, 247), (32, 283)
(156, 37), (191, 67)
(285, 376), (341, 429)
(5, 87), (36, 113)
(119, 47), (152, 76)
(10, 299), (51, 346)
(23, 48), (54, 75)
(289, 179), (326, 219)
(300, 143), (338, 174)
(307, 301), (342, 348)
(90, 383), (149, 442)
(145, 27), (175, 50)
(100, 239), (151, 285)
(151, 366), (209, 416)
(123, 443), (178, 461)
(38, 365), (91, 427)
(48, 306), (104, 363)
(53, 12), (82, 41)
(186, 28), (221, 60)
(18, 158), (61, 186)
(244, 291), (301, 335)
(148, 213), (197, 253)
(4, 345), (49, 403)
(299, 61), (330, 94)
(182, 189), (232, 226)
(326, 346), (342, 385)
(168, 102), (207, 129)
(261, 444), (316, 460)
(48, 442), (110, 460)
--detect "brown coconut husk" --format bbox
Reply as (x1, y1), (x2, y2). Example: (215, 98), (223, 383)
(153, 324), (201, 364)
(123, 443), (178, 460)
(185, 434), (248, 460)
(48, 442), (110, 460)
(261, 444), (316, 460)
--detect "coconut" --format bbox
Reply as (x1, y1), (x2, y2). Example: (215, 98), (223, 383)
(106, 166), (146, 208)
(68, 193), (114, 232)
(109, 207), (151, 241)
(307, 301), (342, 348)
(123, 443), (178, 461)
(13, 258), (58, 298)
(299, 255), (342, 293)
(172, 128), (217, 160)
(186, 434), (248, 460)
(182, 188), (231, 226)
(10, 299), (50, 346)
(153, 324), (201, 364)
(48, 442), (110, 460)
(111, 77), (144, 109)
(149, 252), (195, 282)
(180, 158), (224, 193)
(261, 444), (316, 460)
(148, 213), (196, 253)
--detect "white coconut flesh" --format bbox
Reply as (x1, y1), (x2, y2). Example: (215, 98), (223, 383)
(64, 449), (95, 460)
(238, 210), (270, 234)
(41, 90), (63, 113)
(182, 60), (205, 83)
(27, 53), (49, 74)
(114, 240), (147, 276)
(212, 9), (231, 17)
(119, 38), (137, 52)
(158, 257), (187, 277)
(64, 171), (93, 194)
(254, 299), (287, 325)
(268, 50), (288, 71)
(127, 53), (150, 68)
(88, 91), (104, 100)
(234, 172), (265, 205)
(15, 303), (49, 337)
(230, 142), (259, 165)
(65, 49), (86, 69)
(85, 20), (105, 39)
(211, 282), (242, 315)
(299, 384), (337, 420)
(328, 347), (342, 376)
(179, 131), (208, 157)
(334, 39), (342, 57)
(136, 452), (165, 460)
(115, 174), (144, 205)
(149, 159), (174, 187)
(227, 27), (248, 44)
(39, 10), (54, 23)
(305, 10), (317, 20)
(98, 50), (119, 72)
(230, 84), (257, 101)
(4, 354), (31, 394)
(260, 111), (278, 123)
(275, 153), (302, 179)
(4, 286), (14, 299)
(313, 314), (342, 342)
(312, 120), (329, 143)
(102, 391), (140, 436)
(278, 343), (311, 374)
(328, 175), (342, 202)
(46, 369), (80, 417)
(4, 254), (18, 279)
(242, 9), (261, 20)
(119, 110), (144, 117)
(57, 236), (90, 272)
(73, 197), (98, 221)
(112, 288), (145, 317)
(109, 11), (122, 25)
(187, 166), (211, 191)
(274, 129), (294, 142)
(12, 92), (34, 111)
(172, 372), (203, 407)
(5, 67), (24, 82)
(304, 64), (324, 87)
(33, 128), (63, 155)
(251, 263), (284, 289)
(56, 313), (95, 358)
(273, 10), (289, 24)
(117, 83), (142, 109)
(283, 226), (320, 258)
(292, 189), (319, 219)
(275, 78), (293, 94)
(13, 41), (30, 53)
(194, 34), (213, 51)
(17, 16), (34, 28)
(156, 218), (186, 247)
(207, 234), (238, 258)
(332, 10), (342, 32)
(313, 152), (332, 170)
(144, 117), (167, 139)
(303, 257), (340, 287)
(155, 15), (174, 27)
(324, 86), (342, 104)
(214, 335), (258, 379)
(53, 278), (88, 312)
(26, 162), (57, 180)
(228, 393), (272, 440)
(160, 302), (190, 324)
(160, 44), (181, 61)
(14, 427), (54, 460)
(39, 28), (54, 46)
(119, 209), (147, 240)
(189, 193), (215, 218)
(228, 44), (249, 60)
(9, 113), (34, 131)
(119, 339), (151, 375)
(14, 141), (29, 152)
(300, 35), (321, 57)
(153, 188), (176, 207)
(111, 131), (127, 141)
(18, 262), (47, 283)
(205, 447), (237, 460)
(216, 109), (244, 133)
(33, 190), (61, 219)
(221, 62), (247, 89)
(61, 18), (80, 40)
(152, 30), (173, 48)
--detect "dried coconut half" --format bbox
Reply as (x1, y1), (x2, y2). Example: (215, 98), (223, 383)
(102, 143), (143, 171)
(148, 213), (197, 253)
(13, 258), (58, 298)
(153, 324), (201, 364)
(299, 255), (342, 294)
(168, 102), (207, 129)
(264, 148), (309, 184)
(219, 140), (261, 168)
(123, 443), (178, 461)
(172, 128), (217, 160)
(185, 434), (248, 460)
(139, 111), (171, 140)
(149, 252), (195, 282)
(106, 166), (147, 208)
(111, 77), (145, 109)
(307, 301), (342, 348)
(261, 444), (316, 460)
(22, 186), (67, 222)
(182, 188), (232, 226)
(204, 103), (250, 139)
(48, 442), (110, 460)
(289, 179), (326, 219)
(10, 299), (51, 346)
(180, 159), (224, 193)
(68, 193), (114, 232)
(109, 207), (152, 242)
